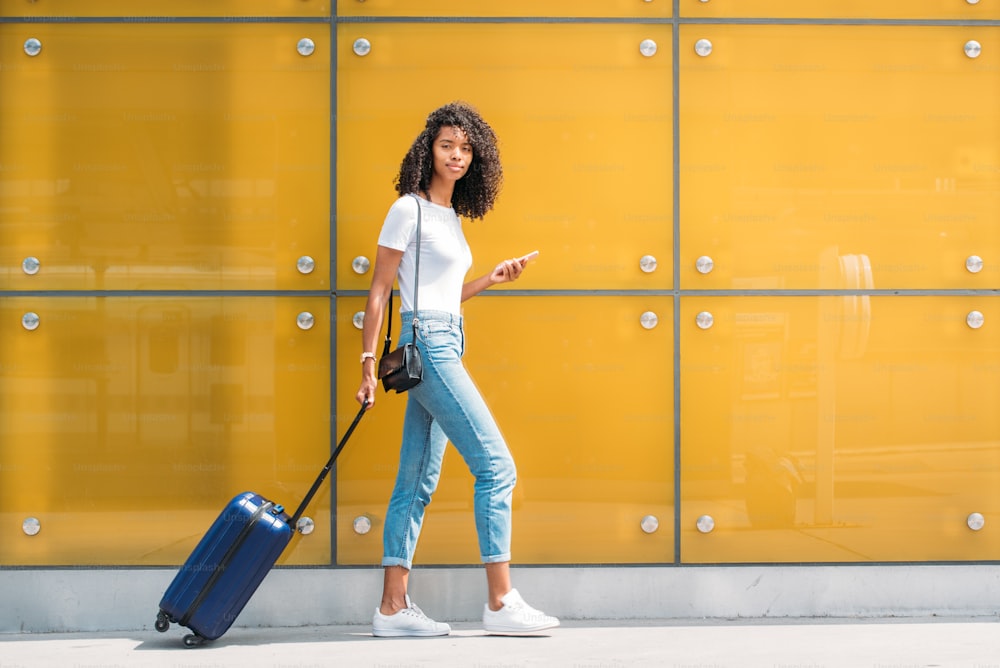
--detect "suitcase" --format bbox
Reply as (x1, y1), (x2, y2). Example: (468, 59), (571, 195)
(155, 403), (367, 647)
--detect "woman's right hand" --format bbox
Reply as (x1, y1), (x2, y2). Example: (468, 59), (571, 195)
(357, 371), (378, 410)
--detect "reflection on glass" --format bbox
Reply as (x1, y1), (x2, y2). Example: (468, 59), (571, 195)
(0, 297), (330, 566)
(680, 25), (1000, 290)
(0, 24), (329, 291)
(683, 296), (1000, 562)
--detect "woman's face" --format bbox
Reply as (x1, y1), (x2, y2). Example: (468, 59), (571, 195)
(430, 125), (473, 184)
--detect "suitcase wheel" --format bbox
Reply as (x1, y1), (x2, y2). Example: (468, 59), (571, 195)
(154, 611), (170, 633)
(183, 633), (205, 648)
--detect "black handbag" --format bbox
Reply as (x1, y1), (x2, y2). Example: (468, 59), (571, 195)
(378, 195), (424, 393)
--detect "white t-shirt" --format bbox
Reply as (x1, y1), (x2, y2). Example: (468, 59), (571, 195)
(377, 195), (472, 316)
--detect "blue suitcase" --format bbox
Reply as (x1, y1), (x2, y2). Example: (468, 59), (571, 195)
(155, 404), (366, 647)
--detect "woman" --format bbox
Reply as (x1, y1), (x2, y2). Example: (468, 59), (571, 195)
(355, 102), (558, 637)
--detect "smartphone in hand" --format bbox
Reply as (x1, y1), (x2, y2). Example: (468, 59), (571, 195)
(519, 250), (540, 264)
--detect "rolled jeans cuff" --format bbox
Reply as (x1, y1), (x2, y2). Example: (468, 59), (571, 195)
(482, 552), (511, 564)
(381, 556), (413, 570)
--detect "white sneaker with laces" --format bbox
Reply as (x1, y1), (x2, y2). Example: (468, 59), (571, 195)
(482, 588), (560, 635)
(372, 595), (451, 637)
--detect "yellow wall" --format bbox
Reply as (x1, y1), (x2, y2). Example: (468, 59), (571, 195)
(1, 2), (997, 567)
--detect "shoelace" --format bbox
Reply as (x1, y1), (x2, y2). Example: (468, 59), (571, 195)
(504, 600), (525, 612)
(404, 602), (433, 621)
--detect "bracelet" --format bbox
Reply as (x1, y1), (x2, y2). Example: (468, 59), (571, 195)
(360, 351), (377, 364)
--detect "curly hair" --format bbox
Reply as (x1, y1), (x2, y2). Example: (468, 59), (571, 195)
(394, 101), (503, 220)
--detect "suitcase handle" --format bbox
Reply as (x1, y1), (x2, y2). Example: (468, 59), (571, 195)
(290, 401), (368, 529)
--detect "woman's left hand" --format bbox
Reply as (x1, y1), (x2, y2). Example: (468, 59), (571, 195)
(463, 253), (534, 302)
(489, 257), (527, 285)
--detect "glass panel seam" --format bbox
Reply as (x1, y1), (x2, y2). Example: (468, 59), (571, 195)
(330, 5), (340, 569)
(673, 0), (683, 566)
(335, 17), (674, 25)
(0, 17), (331, 24)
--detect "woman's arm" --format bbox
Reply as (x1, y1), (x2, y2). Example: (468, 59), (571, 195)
(461, 256), (529, 302)
(356, 244), (405, 408)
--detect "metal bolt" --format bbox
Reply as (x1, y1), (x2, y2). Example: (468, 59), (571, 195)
(353, 516), (372, 535)
(23, 517), (41, 536)
(297, 38), (315, 57)
(296, 312), (315, 330)
(353, 38), (371, 57)
(297, 256), (315, 274)
(352, 256), (371, 275)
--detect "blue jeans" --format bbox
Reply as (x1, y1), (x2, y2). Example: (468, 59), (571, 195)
(381, 310), (517, 570)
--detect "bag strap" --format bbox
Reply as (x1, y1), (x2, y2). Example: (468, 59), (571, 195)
(410, 193), (422, 330)
(289, 401), (367, 528)
(381, 194), (423, 355)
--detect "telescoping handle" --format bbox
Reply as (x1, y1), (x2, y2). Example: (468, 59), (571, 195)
(290, 401), (368, 528)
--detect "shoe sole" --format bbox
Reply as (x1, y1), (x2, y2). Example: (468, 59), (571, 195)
(483, 620), (560, 635)
(372, 628), (451, 638)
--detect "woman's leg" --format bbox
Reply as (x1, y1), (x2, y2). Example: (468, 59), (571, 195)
(485, 562), (512, 611)
(380, 393), (448, 590)
(373, 395), (451, 636)
(379, 566), (410, 615)
(411, 345), (517, 567)
(407, 319), (557, 632)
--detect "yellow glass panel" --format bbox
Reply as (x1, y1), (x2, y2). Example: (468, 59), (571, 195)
(0, 1), (330, 17)
(337, 1), (669, 18)
(680, 25), (1000, 290)
(337, 23), (672, 291)
(0, 297), (331, 566)
(0, 24), (329, 291)
(336, 296), (675, 565)
(680, 0), (999, 19)
(680, 296), (1000, 563)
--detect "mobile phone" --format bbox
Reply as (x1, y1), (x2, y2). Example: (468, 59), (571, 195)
(520, 250), (540, 263)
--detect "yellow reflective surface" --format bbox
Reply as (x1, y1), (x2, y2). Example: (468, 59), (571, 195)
(337, 23), (673, 292)
(680, 0), (999, 19)
(336, 296), (675, 565)
(680, 25), (1000, 290)
(0, 297), (331, 566)
(338, 1), (669, 18)
(681, 297), (1000, 563)
(0, 1), (330, 17)
(1, 10), (998, 570)
(0, 24), (329, 291)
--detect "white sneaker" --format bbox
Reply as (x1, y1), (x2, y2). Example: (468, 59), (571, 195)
(372, 595), (451, 637)
(482, 588), (560, 635)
